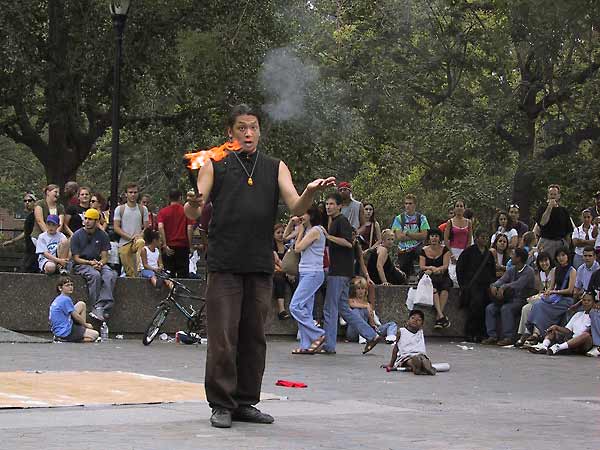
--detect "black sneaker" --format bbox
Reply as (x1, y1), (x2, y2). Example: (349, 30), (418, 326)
(231, 405), (274, 424)
(210, 408), (232, 428)
(278, 310), (291, 320)
(89, 309), (104, 322)
(434, 318), (443, 329)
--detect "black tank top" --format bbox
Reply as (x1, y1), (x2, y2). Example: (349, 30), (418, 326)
(207, 151), (280, 273)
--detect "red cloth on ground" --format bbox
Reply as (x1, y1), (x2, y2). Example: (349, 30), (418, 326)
(157, 203), (194, 248)
(275, 379), (307, 388)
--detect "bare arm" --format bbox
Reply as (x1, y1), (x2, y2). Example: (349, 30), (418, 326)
(294, 226), (320, 252)
(376, 247), (389, 285)
(64, 214), (74, 237)
(140, 247), (152, 271)
(278, 161), (335, 215)
(358, 203), (366, 228)
(283, 219), (300, 241)
(99, 250), (109, 266)
(539, 203), (553, 226)
(34, 205), (47, 234)
(2, 232), (25, 247)
(326, 234), (353, 248)
(443, 220), (451, 248)
(552, 268), (576, 296)
(70, 309), (88, 326)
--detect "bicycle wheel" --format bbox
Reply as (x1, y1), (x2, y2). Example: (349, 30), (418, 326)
(142, 305), (169, 346)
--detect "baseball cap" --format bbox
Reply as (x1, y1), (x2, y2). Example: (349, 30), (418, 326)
(84, 208), (100, 220)
(46, 214), (60, 225)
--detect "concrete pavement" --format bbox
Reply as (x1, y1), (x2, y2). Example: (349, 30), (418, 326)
(0, 337), (598, 449)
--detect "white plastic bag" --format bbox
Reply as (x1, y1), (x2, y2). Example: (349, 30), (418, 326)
(414, 274), (434, 306)
(406, 287), (418, 310)
(448, 263), (459, 287)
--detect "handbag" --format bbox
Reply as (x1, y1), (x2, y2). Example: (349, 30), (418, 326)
(281, 248), (299, 276)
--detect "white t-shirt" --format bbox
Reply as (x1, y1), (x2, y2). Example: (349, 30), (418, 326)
(491, 228), (518, 246)
(394, 327), (427, 366)
(114, 204), (149, 247)
(565, 311), (591, 337)
(35, 231), (67, 269)
(139, 246), (160, 271)
(572, 225), (595, 256)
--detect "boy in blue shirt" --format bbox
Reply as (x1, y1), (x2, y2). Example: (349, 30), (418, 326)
(49, 276), (99, 342)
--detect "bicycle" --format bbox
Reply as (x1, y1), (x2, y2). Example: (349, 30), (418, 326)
(142, 271), (206, 346)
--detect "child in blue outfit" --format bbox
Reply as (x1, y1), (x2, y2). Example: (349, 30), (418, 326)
(49, 276), (99, 342)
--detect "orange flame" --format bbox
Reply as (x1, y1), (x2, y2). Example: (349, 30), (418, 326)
(184, 140), (242, 170)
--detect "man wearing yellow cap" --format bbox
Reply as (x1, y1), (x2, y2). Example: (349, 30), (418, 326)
(70, 208), (117, 321)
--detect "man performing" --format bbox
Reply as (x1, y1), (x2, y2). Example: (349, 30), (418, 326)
(184, 104), (335, 429)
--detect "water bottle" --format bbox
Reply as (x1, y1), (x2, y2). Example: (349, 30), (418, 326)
(100, 322), (109, 341)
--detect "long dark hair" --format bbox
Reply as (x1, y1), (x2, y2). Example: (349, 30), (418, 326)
(491, 233), (510, 262)
(493, 210), (515, 231)
(363, 202), (376, 222)
(306, 204), (322, 227)
(553, 247), (572, 288)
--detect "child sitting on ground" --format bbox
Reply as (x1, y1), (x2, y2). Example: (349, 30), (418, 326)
(49, 276), (99, 342)
(139, 228), (173, 289)
(383, 309), (436, 375)
(529, 291), (594, 355)
(346, 276), (397, 344)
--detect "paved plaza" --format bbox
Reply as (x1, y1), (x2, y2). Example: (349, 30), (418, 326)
(0, 337), (598, 450)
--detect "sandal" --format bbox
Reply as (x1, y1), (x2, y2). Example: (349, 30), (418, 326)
(514, 334), (530, 348)
(315, 349), (336, 355)
(362, 335), (384, 354)
(292, 348), (314, 355)
(307, 335), (326, 353)
(524, 334), (540, 346)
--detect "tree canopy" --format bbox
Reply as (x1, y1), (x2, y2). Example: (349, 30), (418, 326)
(1, 0), (599, 227)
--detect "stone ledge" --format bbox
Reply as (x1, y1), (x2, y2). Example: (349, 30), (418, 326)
(0, 273), (466, 337)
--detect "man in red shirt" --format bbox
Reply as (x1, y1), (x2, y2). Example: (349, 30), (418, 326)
(157, 190), (195, 278)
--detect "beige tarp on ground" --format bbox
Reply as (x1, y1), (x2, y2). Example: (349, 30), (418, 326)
(0, 371), (280, 409)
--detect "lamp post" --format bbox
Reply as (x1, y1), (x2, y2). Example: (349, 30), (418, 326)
(109, 0), (131, 223)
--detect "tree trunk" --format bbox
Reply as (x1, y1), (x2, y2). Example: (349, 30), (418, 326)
(511, 157), (535, 226)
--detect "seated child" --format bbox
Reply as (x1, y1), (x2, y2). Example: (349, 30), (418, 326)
(346, 276), (397, 344)
(49, 276), (99, 342)
(139, 229), (173, 290)
(36, 214), (69, 275)
(384, 309), (436, 375)
(529, 292), (594, 355)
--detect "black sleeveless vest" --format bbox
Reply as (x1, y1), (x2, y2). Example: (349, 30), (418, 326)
(207, 151), (280, 273)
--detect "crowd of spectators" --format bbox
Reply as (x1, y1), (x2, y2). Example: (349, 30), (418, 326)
(2, 180), (600, 356)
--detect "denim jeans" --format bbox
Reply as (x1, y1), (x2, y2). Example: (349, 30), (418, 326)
(346, 308), (398, 342)
(485, 299), (524, 339)
(323, 275), (376, 351)
(590, 309), (600, 346)
(289, 271), (325, 350)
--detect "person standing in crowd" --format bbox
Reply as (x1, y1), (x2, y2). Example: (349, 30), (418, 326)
(490, 210), (518, 248)
(367, 229), (407, 285)
(140, 194), (158, 232)
(32, 184), (65, 242)
(443, 199), (472, 264)
(508, 204), (529, 238)
(482, 248), (536, 346)
(63, 181), (79, 207)
(1, 193), (38, 273)
(419, 228), (453, 329)
(533, 184), (573, 260)
(184, 104), (335, 429)
(337, 181), (365, 231)
(289, 205), (327, 354)
(357, 202), (381, 250)
(572, 209), (596, 268)
(272, 223), (291, 320)
(321, 192), (383, 355)
(64, 186), (91, 236)
(157, 189), (194, 278)
(91, 193), (109, 232)
(71, 208), (117, 322)
(391, 194), (430, 276)
(456, 230), (496, 343)
(525, 248), (576, 344)
(114, 182), (149, 277)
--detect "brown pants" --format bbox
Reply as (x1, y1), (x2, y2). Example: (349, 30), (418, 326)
(205, 272), (272, 410)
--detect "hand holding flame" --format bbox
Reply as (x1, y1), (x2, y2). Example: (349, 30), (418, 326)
(184, 140), (242, 169)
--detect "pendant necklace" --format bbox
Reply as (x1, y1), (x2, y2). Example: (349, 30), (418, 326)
(232, 150), (259, 186)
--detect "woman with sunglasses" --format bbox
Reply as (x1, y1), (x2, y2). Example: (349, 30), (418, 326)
(1, 193), (39, 272)
(90, 193), (109, 231)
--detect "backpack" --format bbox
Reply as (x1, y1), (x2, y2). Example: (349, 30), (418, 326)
(110, 203), (147, 242)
